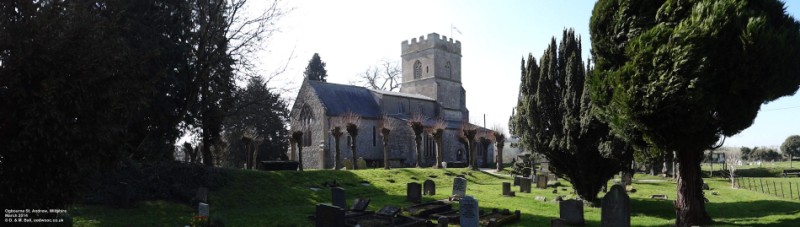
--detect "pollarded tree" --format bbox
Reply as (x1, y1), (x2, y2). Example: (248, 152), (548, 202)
(491, 128), (506, 172)
(378, 115), (395, 169)
(781, 135), (800, 168)
(330, 125), (344, 170)
(304, 53), (328, 82)
(428, 119), (447, 169)
(292, 131), (304, 171)
(459, 122), (479, 171)
(590, 0), (800, 225)
(514, 29), (633, 204)
(409, 114), (425, 168)
(342, 112), (361, 170)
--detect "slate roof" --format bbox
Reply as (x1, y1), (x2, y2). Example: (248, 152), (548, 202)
(308, 81), (382, 118)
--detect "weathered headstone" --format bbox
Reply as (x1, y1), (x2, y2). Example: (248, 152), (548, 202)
(551, 218), (567, 227)
(459, 196), (479, 227)
(513, 176), (521, 186)
(702, 183), (710, 190)
(442, 162), (448, 168)
(407, 182), (422, 203)
(621, 173), (632, 186)
(424, 180), (436, 195)
(316, 203), (345, 227)
(377, 206), (401, 217)
(650, 194), (668, 200)
(522, 167), (532, 177)
(343, 159), (353, 170)
(198, 202), (209, 216)
(519, 177), (532, 193)
(331, 187), (346, 209)
(452, 177), (467, 199)
(357, 157), (367, 170)
(351, 198), (370, 212)
(559, 199), (585, 226)
(437, 216), (449, 227)
(502, 182), (512, 196)
(601, 185), (630, 227)
(536, 175), (548, 189)
(195, 187), (209, 203)
(540, 162), (550, 173)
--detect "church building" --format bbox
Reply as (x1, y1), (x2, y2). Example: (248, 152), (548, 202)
(289, 33), (494, 169)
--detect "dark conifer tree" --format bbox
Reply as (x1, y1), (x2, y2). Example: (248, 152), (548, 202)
(304, 53), (328, 82)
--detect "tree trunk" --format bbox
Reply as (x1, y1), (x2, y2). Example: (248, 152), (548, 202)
(334, 136), (341, 170)
(469, 140), (478, 170)
(675, 149), (712, 226)
(350, 135), (358, 170)
(415, 136), (422, 168)
(297, 144), (304, 171)
(495, 145), (504, 172)
(202, 127), (214, 167)
(435, 139), (443, 168)
(383, 142), (390, 169)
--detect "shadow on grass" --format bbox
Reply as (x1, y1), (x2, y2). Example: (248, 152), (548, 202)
(630, 197), (800, 226)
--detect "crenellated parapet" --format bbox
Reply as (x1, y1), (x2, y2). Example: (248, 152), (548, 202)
(401, 33), (461, 55)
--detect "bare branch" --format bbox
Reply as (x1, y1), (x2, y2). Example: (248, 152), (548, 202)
(354, 59), (401, 91)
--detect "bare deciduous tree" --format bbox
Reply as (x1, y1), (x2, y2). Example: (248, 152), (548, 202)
(353, 59), (401, 91)
(724, 150), (741, 188)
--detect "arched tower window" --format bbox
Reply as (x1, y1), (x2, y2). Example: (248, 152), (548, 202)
(445, 61), (452, 78)
(413, 60), (422, 79)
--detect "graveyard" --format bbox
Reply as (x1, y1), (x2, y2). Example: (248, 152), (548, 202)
(70, 166), (800, 226)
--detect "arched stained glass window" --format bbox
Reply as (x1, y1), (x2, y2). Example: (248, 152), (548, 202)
(413, 60), (422, 79)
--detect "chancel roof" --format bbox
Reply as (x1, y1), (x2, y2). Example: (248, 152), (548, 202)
(308, 80), (382, 118)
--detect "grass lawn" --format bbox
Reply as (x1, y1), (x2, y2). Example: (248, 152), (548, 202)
(71, 168), (800, 226)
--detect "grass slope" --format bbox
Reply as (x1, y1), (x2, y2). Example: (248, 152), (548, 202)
(72, 168), (800, 226)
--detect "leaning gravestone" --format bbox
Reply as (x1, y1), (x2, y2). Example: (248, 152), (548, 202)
(519, 177), (532, 193)
(559, 199), (585, 226)
(452, 177), (467, 200)
(351, 198), (370, 212)
(407, 182), (422, 203)
(424, 180), (436, 195)
(316, 203), (345, 227)
(198, 202), (209, 217)
(331, 187), (346, 209)
(459, 196), (479, 227)
(357, 157), (367, 169)
(601, 185), (630, 227)
(536, 175), (548, 189)
(502, 182), (512, 196)
(343, 159), (353, 170)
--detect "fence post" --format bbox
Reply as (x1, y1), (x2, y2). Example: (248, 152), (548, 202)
(760, 178), (765, 193)
(780, 182), (785, 198)
(773, 181), (779, 197)
(790, 182), (793, 200)
(748, 177), (752, 190)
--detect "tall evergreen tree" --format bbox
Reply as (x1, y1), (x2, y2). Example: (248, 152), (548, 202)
(304, 53), (328, 82)
(514, 29), (633, 204)
(590, 0), (800, 225)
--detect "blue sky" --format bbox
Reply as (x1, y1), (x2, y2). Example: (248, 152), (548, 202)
(257, 0), (800, 149)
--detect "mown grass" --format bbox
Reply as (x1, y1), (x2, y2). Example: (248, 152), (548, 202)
(72, 168), (800, 226)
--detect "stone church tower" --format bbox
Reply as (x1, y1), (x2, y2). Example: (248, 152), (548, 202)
(400, 33), (469, 122)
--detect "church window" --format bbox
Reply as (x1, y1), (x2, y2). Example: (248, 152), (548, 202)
(300, 105), (314, 147)
(445, 61), (452, 78)
(413, 60), (422, 79)
(372, 126), (376, 147)
(424, 135), (435, 158)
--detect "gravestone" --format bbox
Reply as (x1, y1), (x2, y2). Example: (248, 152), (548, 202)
(437, 216), (449, 226)
(357, 157), (367, 170)
(407, 182), (422, 203)
(522, 167), (532, 177)
(702, 183), (710, 190)
(351, 198), (370, 212)
(513, 176), (521, 186)
(536, 175), (548, 189)
(377, 206), (401, 217)
(519, 177), (532, 193)
(343, 159), (353, 170)
(452, 177), (467, 199)
(195, 187), (209, 204)
(316, 203), (345, 227)
(551, 218), (567, 227)
(601, 185), (630, 227)
(331, 187), (346, 209)
(198, 202), (209, 217)
(559, 199), (585, 226)
(442, 162), (447, 168)
(540, 162), (550, 173)
(621, 173), (632, 186)
(650, 194), (668, 200)
(502, 182), (512, 196)
(424, 180), (436, 195)
(459, 196), (479, 227)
